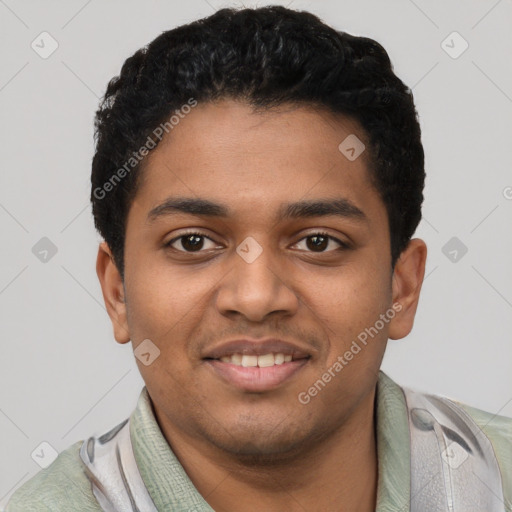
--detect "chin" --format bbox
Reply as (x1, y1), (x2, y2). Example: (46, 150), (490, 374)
(201, 418), (326, 465)
(219, 439), (307, 466)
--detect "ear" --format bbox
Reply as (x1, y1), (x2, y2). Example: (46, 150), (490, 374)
(388, 238), (427, 340)
(96, 241), (131, 344)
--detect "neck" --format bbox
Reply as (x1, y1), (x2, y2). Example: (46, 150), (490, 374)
(156, 387), (378, 512)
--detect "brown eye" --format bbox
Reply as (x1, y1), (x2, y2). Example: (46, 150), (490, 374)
(166, 232), (218, 252)
(180, 234), (204, 252)
(306, 234), (329, 252)
(294, 233), (348, 253)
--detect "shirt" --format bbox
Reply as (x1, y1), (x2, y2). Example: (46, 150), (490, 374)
(5, 371), (512, 511)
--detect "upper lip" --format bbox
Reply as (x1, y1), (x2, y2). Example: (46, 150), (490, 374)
(202, 338), (312, 360)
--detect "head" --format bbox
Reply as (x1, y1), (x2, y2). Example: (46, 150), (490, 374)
(93, 6), (427, 462)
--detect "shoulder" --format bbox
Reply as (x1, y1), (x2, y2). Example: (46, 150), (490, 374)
(403, 383), (512, 466)
(455, 400), (512, 467)
(452, 399), (512, 505)
(5, 440), (101, 512)
(407, 387), (512, 504)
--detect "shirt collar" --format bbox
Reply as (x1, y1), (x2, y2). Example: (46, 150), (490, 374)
(130, 370), (411, 510)
(374, 371), (411, 512)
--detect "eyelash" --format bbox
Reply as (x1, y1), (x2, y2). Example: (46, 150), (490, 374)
(165, 230), (350, 253)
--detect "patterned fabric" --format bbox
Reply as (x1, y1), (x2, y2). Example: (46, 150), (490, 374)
(404, 386), (506, 511)
(5, 371), (512, 511)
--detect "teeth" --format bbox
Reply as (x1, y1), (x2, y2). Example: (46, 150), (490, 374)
(257, 354), (275, 367)
(241, 355), (258, 367)
(219, 352), (294, 367)
(231, 353), (243, 365)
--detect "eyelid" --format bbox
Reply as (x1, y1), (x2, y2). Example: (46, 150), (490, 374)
(165, 229), (219, 251)
(165, 229), (350, 253)
(291, 231), (350, 251)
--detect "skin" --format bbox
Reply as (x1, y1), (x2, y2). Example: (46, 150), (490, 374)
(97, 99), (427, 512)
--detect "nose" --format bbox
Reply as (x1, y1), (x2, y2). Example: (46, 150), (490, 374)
(215, 239), (299, 323)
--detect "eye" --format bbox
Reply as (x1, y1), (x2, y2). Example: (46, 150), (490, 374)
(293, 232), (349, 253)
(165, 231), (349, 254)
(166, 231), (219, 253)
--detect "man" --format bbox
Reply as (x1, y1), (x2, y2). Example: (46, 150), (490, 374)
(6, 5), (511, 512)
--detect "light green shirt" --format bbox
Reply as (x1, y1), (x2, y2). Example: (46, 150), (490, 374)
(5, 371), (512, 511)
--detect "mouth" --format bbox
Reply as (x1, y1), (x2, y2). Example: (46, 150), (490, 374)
(203, 340), (312, 392)
(208, 352), (308, 367)
(204, 357), (310, 392)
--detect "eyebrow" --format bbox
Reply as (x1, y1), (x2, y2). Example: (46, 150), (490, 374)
(146, 197), (367, 223)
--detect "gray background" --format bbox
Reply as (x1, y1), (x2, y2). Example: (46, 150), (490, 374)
(1, 0), (511, 504)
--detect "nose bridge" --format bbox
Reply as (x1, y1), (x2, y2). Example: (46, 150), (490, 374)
(216, 235), (298, 321)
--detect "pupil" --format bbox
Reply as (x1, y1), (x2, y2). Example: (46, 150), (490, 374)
(183, 235), (203, 251)
(307, 235), (327, 252)
(180, 235), (329, 252)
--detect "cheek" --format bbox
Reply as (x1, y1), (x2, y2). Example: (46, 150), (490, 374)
(315, 263), (391, 356)
(126, 264), (214, 338)
(314, 262), (389, 321)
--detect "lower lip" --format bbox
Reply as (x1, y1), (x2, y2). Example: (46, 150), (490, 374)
(205, 359), (309, 392)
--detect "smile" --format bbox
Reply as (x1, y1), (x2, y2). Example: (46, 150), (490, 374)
(204, 355), (310, 392)
(218, 352), (296, 367)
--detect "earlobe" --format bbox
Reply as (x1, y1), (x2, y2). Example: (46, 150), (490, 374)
(96, 242), (131, 344)
(388, 238), (427, 340)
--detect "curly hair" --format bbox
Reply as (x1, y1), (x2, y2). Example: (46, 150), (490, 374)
(91, 5), (425, 279)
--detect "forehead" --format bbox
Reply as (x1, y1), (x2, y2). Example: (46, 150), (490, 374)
(130, 99), (385, 228)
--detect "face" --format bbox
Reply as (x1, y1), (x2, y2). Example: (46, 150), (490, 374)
(97, 99), (426, 461)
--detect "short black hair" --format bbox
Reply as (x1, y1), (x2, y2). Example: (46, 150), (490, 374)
(91, 5), (425, 279)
